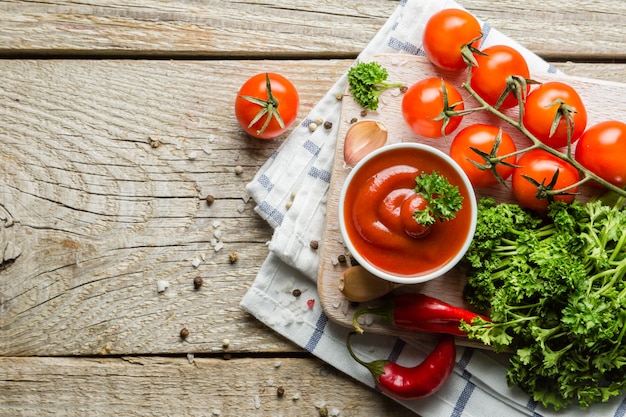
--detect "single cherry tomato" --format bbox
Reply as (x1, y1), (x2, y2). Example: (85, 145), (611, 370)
(234, 72), (299, 139)
(449, 124), (517, 187)
(400, 194), (431, 238)
(512, 149), (580, 212)
(470, 45), (530, 110)
(422, 8), (482, 71)
(522, 81), (587, 149)
(402, 78), (465, 139)
(575, 120), (626, 188)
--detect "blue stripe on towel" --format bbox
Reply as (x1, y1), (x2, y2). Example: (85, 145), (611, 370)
(481, 23), (492, 46)
(388, 338), (406, 362)
(257, 201), (284, 225)
(525, 398), (544, 417)
(615, 397), (626, 417)
(257, 173), (274, 192)
(388, 37), (421, 55)
(302, 139), (321, 157)
(451, 348), (476, 417)
(308, 166), (332, 183)
(305, 312), (329, 353)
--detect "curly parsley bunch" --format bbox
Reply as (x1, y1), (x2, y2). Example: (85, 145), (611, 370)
(461, 197), (626, 410)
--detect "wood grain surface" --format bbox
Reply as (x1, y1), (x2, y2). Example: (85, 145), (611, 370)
(2, 0), (626, 416)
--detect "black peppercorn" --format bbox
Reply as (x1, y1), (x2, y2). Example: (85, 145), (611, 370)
(193, 276), (204, 290)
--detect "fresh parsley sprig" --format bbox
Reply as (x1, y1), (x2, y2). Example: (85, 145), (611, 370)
(413, 171), (464, 226)
(347, 61), (406, 111)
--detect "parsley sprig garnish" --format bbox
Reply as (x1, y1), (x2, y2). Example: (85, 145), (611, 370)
(413, 171), (463, 226)
(347, 61), (406, 111)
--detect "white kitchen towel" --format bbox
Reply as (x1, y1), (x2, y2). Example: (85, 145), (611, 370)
(240, 0), (626, 416)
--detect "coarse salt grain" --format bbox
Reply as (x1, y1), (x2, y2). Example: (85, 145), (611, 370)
(214, 241), (224, 252)
(341, 301), (350, 316)
(253, 395), (261, 409)
(187, 353), (195, 364)
(156, 280), (169, 293)
(212, 220), (222, 228)
(330, 407), (341, 416)
(192, 258), (202, 268)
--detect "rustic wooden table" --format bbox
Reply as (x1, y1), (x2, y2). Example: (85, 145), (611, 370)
(1, 1), (626, 416)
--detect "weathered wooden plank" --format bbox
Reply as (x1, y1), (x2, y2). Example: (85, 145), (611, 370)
(0, 356), (418, 417)
(2, 60), (626, 358)
(0, 59), (347, 356)
(0, 0), (625, 60)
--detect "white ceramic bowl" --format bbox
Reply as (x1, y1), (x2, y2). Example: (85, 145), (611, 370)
(338, 142), (477, 284)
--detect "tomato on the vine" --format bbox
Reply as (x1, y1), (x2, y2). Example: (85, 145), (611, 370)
(512, 149), (580, 212)
(422, 8), (482, 71)
(235, 72), (299, 139)
(401, 77), (465, 139)
(449, 124), (517, 187)
(522, 81), (587, 149)
(575, 120), (626, 188)
(469, 45), (530, 110)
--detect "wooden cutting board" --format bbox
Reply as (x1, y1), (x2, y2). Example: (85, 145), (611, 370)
(316, 54), (626, 348)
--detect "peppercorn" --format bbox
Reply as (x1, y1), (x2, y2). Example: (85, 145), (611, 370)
(337, 254), (347, 264)
(193, 276), (204, 290)
(360, 109), (367, 117)
(323, 121), (333, 130)
(229, 252), (238, 264)
(350, 117), (358, 124)
(206, 194), (215, 206)
(276, 386), (285, 398)
(148, 138), (161, 148)
(234, 165), (243, 175)
(310, 240), (319, 250)
(318, 405), (329, 417)
(292, 289), (302, 297)
(180, 328), (190, 339)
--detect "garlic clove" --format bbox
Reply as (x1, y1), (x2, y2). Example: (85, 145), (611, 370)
(338, 265), (398, 302)
(343, 120), (388, 166)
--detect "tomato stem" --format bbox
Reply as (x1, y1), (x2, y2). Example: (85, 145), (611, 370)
(459, 68), (626, 198)
(239, 73), (286, 136)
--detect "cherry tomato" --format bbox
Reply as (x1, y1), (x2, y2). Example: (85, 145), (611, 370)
(449, 124), (517, 187)
(423, 8), (482, 71)
(402, 78), (465, 139)
(469, 45), (530, 110)
(234, 72), (299, 139)
(512, 149), (580, 212)
(574, 120), (626, 188)
(522, 81), (587, 149)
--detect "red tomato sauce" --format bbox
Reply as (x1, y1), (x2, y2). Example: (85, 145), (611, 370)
(343, 146), (474, 277)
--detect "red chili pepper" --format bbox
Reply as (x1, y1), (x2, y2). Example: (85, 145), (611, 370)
(352, 293), (490, 336)
(346, 332), (456, 400)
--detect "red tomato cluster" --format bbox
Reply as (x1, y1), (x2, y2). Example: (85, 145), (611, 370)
(402, 8), (626, 211)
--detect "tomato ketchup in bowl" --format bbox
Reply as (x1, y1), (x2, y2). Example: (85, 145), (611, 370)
(338, 143), (477, 284)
